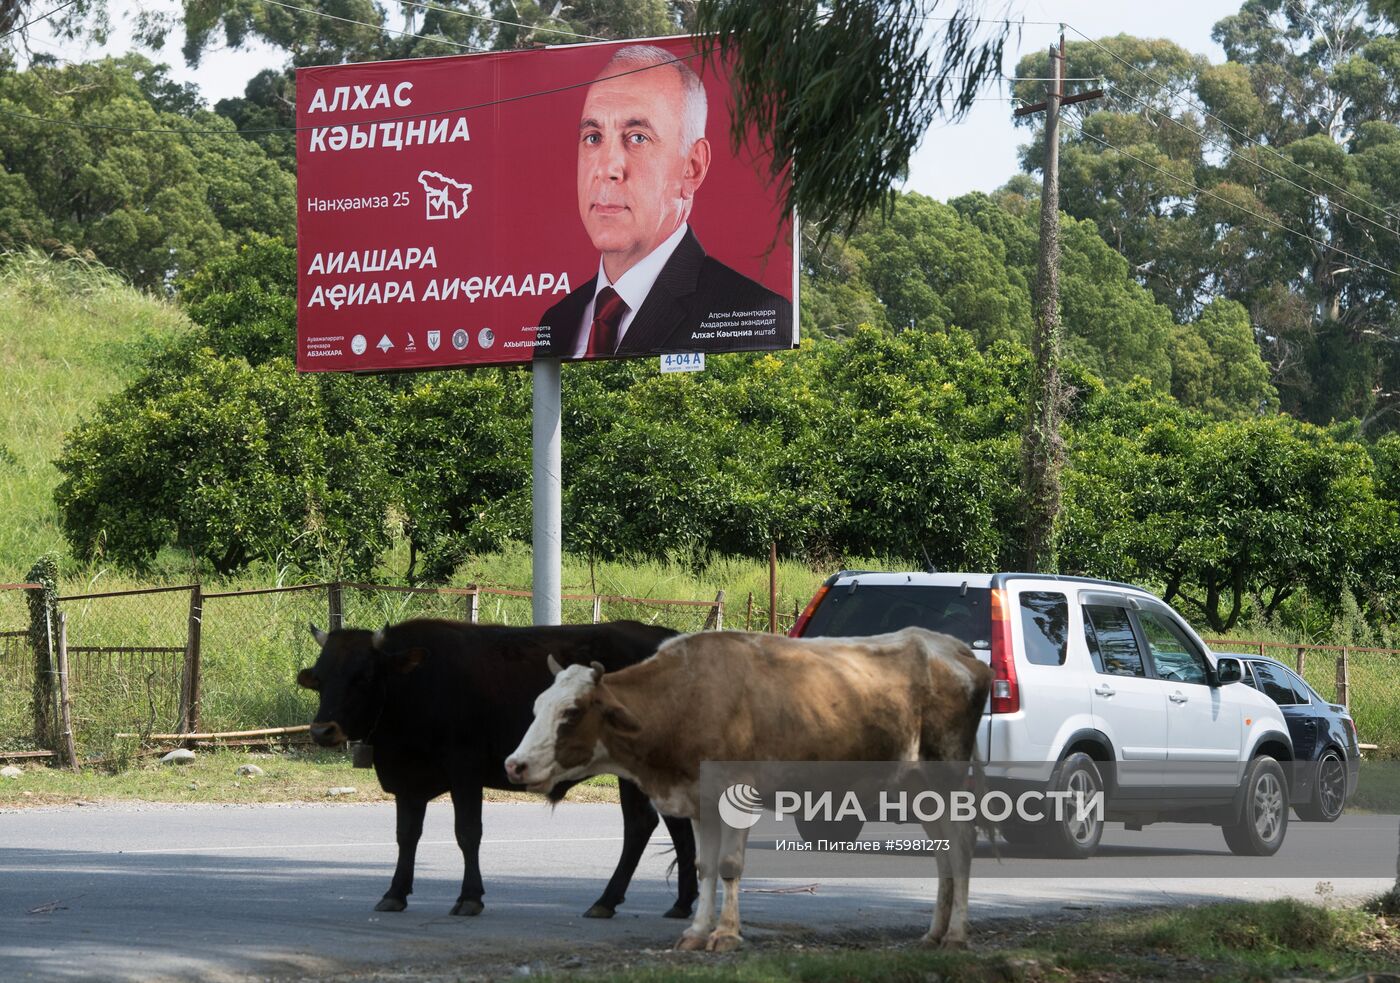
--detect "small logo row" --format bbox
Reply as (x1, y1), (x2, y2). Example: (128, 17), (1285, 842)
(348, 327), (494, 356)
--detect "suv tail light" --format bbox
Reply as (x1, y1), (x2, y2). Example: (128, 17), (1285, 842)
(789, 585), (829, 637)
(989, 588), (1020, 714)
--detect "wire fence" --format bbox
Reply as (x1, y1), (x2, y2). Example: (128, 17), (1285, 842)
(0, 581), (726, 761)
(5, 581), (1400, 764)
(1202, 639), (1400, 754)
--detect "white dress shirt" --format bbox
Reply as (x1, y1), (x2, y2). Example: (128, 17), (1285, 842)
(570, 223), (690, 359)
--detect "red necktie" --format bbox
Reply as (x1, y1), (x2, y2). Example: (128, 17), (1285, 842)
(587, 286), (628, 357)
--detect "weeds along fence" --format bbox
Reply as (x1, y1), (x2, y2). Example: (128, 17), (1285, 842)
(0, 581), (724, 762)
(6, 579), (1400, 764)
(0, 584), (40, 759)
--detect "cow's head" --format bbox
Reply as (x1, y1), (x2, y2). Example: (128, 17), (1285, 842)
(504, 656), (640, 792)
(296, 623), (424, 747)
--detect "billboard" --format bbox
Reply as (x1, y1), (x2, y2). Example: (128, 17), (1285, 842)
(295, 36), (796, 372)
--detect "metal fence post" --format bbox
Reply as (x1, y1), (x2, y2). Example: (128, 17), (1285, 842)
(592, 595), (602, 623)
(180, 586), (204, 737)
(55, 613), (78, 770)
(468, 586), (479, 624)
(1336, 648), (1350, 708)
(328, 582), (344, 631)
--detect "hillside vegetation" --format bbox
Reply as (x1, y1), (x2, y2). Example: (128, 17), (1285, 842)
(0, 253), (191, 575)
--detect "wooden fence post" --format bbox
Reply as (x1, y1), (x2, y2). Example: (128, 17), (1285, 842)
(768, 542), (777, 634)
(55, 613), (78, 770)
(745, 591), (754, 632)
(1295, 647), (1306, 678)
(328, 582), (344, 631)
(180, 586), (204, 738)
(1336, 648), (1350, 708)
(702, 591), (725, 631)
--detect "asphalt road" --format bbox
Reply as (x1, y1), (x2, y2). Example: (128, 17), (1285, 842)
(1, 801), (1391, 981)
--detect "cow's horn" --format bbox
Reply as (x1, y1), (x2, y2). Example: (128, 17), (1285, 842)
(546, 654), (564, 676)
(371, 624), (388, 650)
(310, 623), (328, 646)
(590, 660), (605, 682)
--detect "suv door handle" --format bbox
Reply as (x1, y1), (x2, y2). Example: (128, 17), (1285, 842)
(1094, 684), (1115, 698)
(1169, 691), (1188, 704)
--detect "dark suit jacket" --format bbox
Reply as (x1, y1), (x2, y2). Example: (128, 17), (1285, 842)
(538, 228), (793, 359)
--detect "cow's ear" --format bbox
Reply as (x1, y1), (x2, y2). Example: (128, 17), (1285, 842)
(309, 623), (328, 647)
(601, 701), (641, 736)
(296, 668), (320, 690)
(390, 648), (425, 674)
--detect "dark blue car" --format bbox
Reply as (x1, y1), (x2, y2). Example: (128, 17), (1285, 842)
(1222, 655), (1360, 822)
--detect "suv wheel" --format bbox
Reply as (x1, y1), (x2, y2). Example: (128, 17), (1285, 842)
(1037, 752), (1105, 859)
(1223, 756), (1288, 855)
(1294, 749), (1346, 823)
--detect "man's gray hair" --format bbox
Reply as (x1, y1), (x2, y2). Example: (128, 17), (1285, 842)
(600, 44), (708, 150)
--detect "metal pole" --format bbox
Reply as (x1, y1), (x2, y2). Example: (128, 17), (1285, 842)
(56, 613), (78, 770)
(532, 358), (562, 625)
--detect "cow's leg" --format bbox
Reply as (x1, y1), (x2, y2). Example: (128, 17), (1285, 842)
(377, 794), (428, 912)
(585, 778), (660, 918)
(675, 813), (722, 951)
(706, 822), (751, 952)
(921, 817), (972, 949)
(449, 782), (486, 916)
(661, 813), (698, 918)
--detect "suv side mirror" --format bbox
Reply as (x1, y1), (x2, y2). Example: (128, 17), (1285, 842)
(1215, 658), (1243, 685)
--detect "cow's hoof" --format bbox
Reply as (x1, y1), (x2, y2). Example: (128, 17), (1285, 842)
(662, 903), (692, 919)
(674, 931), (708, 951)
(374, 897), (407, 912)
(450, 900), (484, 917)
(583, 903), (616, 919)
(706, 931), (742, 953)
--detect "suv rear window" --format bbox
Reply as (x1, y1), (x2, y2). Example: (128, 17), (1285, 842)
(801, 584), (992, 649)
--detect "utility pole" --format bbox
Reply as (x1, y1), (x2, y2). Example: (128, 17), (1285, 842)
(1014, 31), (1102, 572)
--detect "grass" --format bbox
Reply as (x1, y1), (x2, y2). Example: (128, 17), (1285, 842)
(0, 250), (192, 574)
(539, 899), (1400, 982)
(0, 745), (620, 807)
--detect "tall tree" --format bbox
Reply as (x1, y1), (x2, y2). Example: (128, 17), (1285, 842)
(0, 55), (294, 288)
(1013, 3), (1400, 432)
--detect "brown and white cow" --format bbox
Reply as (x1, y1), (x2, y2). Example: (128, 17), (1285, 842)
(504, 627), (991, 952)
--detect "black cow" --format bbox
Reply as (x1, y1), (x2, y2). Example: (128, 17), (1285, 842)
(296, 618), (698, 919)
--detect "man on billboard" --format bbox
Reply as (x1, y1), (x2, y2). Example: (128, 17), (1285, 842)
(539, 44), (792, 359)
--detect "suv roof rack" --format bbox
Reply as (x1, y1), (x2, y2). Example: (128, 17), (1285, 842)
(989, 572), (1151, 594)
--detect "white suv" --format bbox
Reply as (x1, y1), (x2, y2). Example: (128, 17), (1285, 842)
(791, 571), (1295, 858)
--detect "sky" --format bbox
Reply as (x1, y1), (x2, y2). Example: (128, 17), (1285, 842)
(28, 0), (1237, 201)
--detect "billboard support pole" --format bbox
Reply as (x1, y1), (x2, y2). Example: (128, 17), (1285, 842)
(532, 358), (563, 625)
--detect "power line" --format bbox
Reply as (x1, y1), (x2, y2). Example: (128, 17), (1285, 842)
(1057, 114), (1399, 280)
(1063, 23), (1400, 224)
(257, 0), (490, 53)
(1101, 81), (1400, 242)
(0, 46), (709, 135)
(1, 0), (81, 40)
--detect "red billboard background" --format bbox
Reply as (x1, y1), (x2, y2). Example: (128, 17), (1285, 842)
(295, 36), (795, 372)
